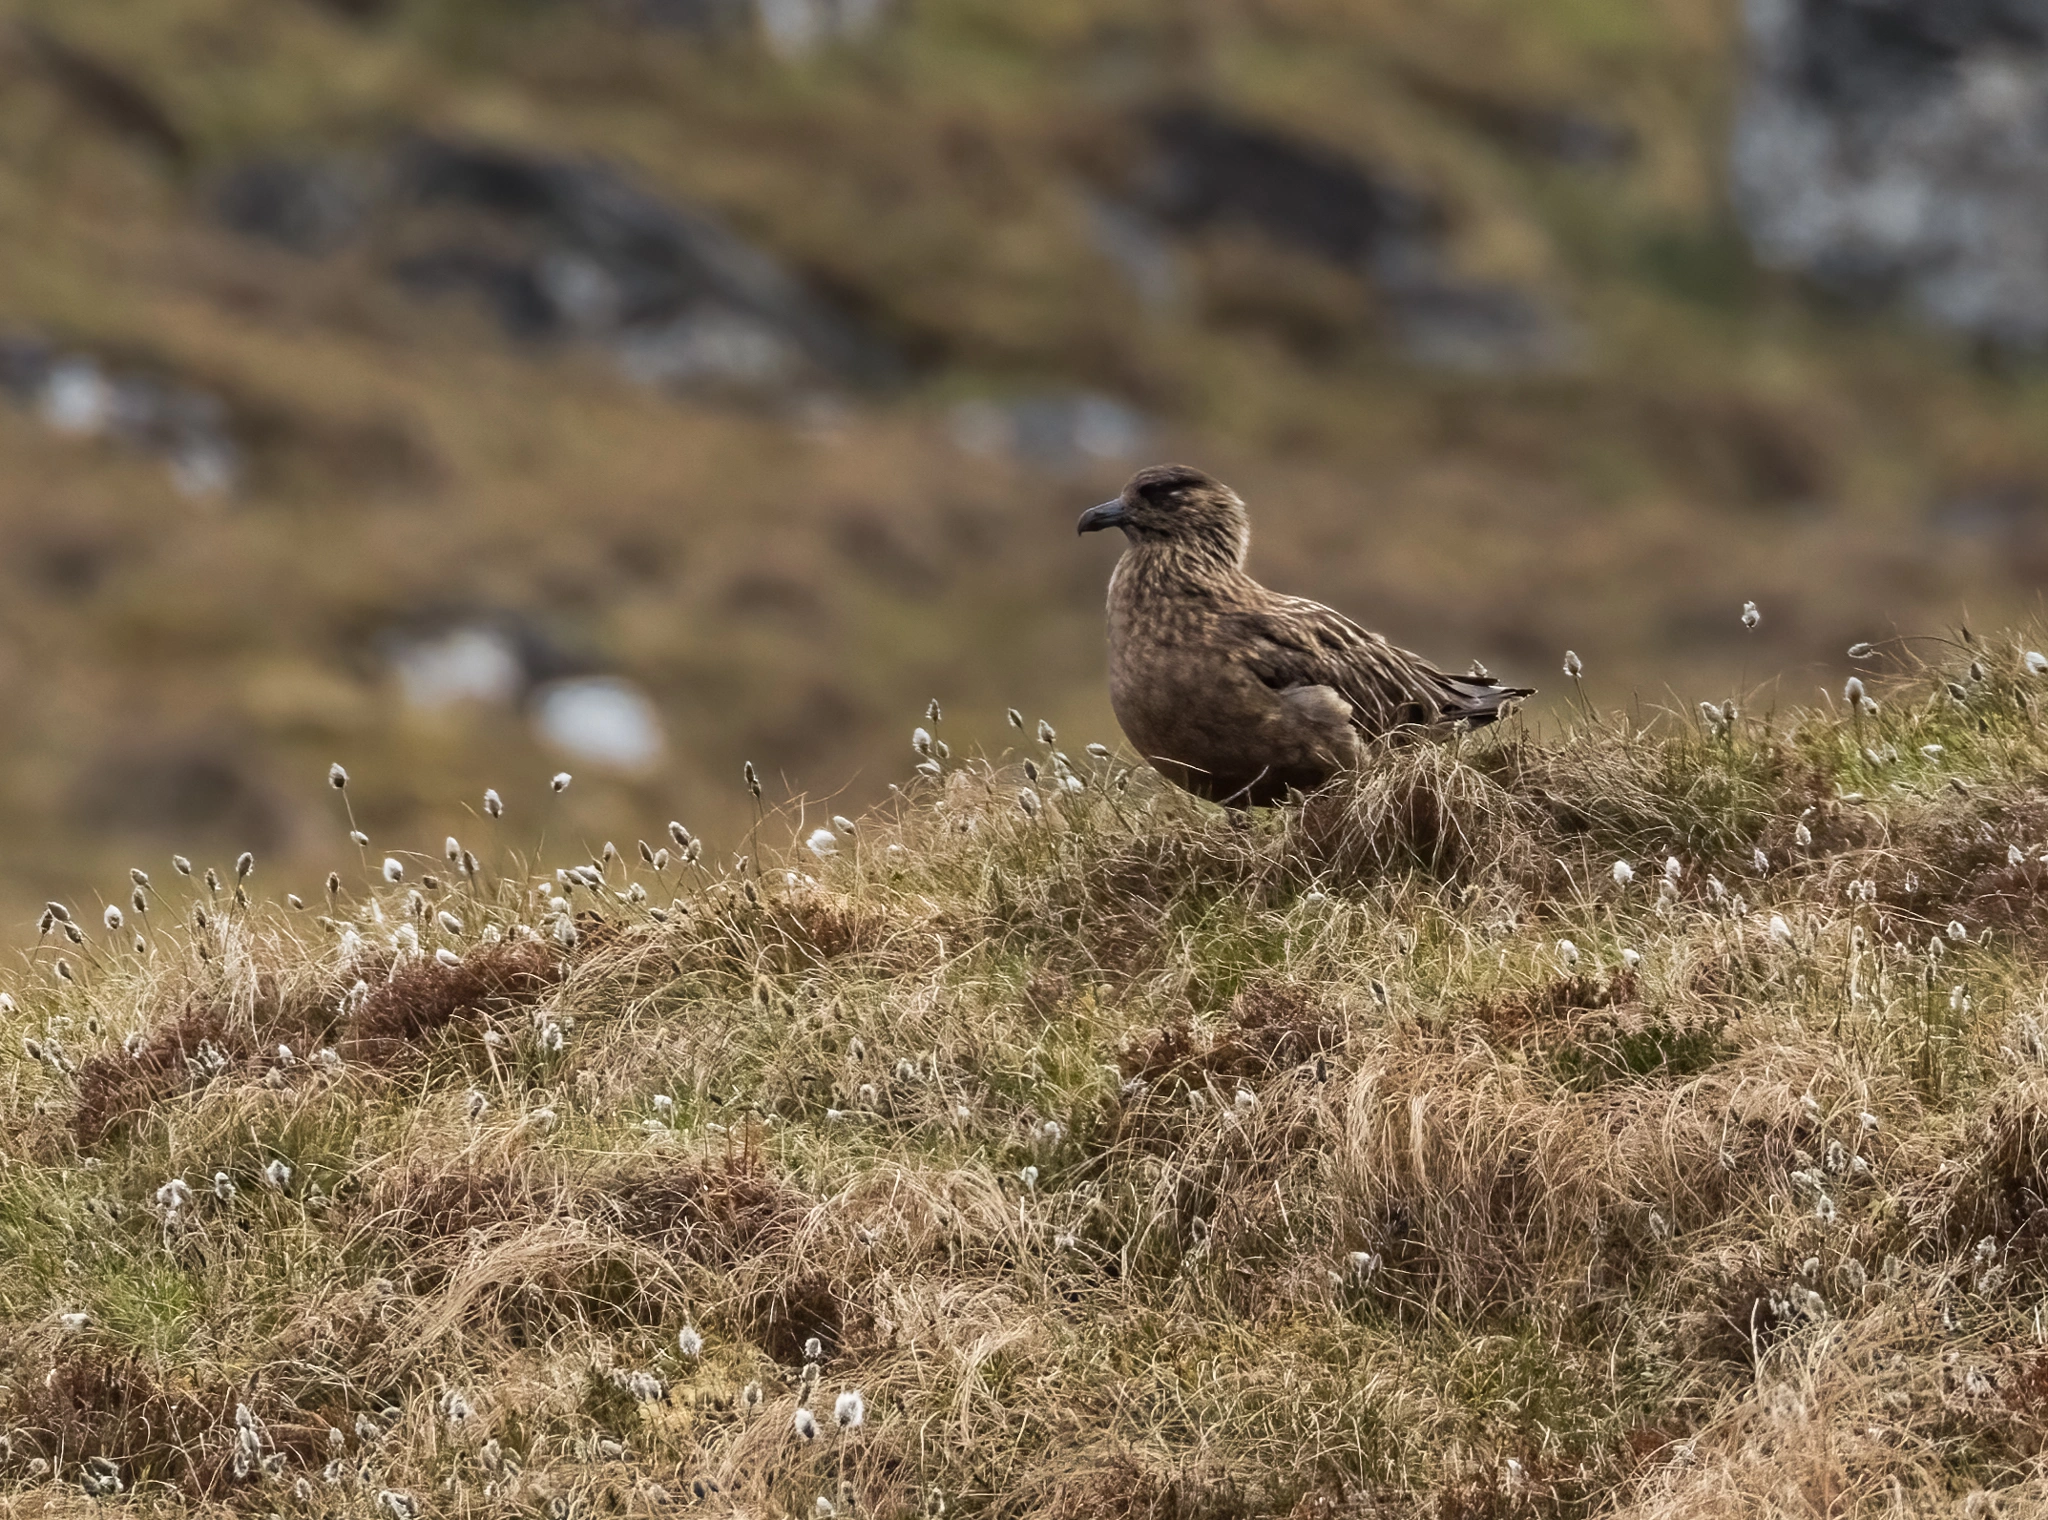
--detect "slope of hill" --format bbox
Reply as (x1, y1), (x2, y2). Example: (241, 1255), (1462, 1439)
(7, 642), (2048, 1515)
(4, 0), (2048, 926)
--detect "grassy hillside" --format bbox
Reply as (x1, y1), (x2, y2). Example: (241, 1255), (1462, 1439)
(8, 633), (2048, 1515)
(6, 0), (2048, 926)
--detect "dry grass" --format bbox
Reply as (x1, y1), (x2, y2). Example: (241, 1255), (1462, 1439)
(10, 638), (2048, 1515)
(6, 0), (2048, 938)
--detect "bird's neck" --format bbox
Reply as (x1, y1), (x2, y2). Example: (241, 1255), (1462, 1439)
(1115, 538), (1250, 598)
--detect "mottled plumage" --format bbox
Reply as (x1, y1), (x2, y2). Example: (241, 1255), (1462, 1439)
(1078, 464), (1532, 806)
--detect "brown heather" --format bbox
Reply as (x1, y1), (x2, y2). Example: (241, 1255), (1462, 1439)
(12, 637), (2048, 1515)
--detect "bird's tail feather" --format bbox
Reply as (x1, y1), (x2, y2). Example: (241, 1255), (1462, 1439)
(1436, 674), (1535, 726)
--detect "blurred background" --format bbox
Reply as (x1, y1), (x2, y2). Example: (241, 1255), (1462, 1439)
(3, 0), (2047, 919)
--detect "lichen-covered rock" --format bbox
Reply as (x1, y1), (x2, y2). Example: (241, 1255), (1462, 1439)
(1733, 0), (2048, 350)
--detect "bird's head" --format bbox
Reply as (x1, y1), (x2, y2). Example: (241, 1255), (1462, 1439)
(1077, 464), (1250, 568)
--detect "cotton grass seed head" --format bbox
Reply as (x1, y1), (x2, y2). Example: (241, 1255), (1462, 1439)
(2028, 651), (2048, 677)
(382, 858), (403, 883)
(265, 1159), (291, 1189)
(1741, 601), (1760, 628)
(329, 763), (349, 789)
(552, 772), (572, 793)
(1611, 860), (1633, 886)
(807, 829), (838, 858)
(103, 905), (122, 930)
(794, 1407), (819, 1441)
(677, 1325), (702, 1358)
(834, 1390), (865, 1430)
(483, 788), (503, 818)
(1563, 649), (1582, 678)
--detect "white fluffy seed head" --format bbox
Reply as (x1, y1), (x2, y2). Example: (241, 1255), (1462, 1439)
(1611, 861), (1633, 886)
(1563, 650), (1583, 678)
(329, 763), (349, 789)
(552, 772), (572, 792)
(382, 858), (403, 883)
(807, 829), (838, 858)
(833, 1390), (865, 1430)
(103, 905), (123, 930)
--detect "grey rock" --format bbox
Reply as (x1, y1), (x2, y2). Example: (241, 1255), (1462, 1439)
(387, 137), (900, 389)
(1121, 104), (1578, 373)
(949, 392), (1148, 470)
(1733, 0), (2048, 349)
(213, 157), (369, 256)
(0, 334), (242, 500)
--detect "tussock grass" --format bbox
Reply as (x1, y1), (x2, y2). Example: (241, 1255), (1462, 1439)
(10, 634), (2048, 1516)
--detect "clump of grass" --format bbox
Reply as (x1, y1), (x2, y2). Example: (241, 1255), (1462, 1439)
(7, 634), (2048, 1515)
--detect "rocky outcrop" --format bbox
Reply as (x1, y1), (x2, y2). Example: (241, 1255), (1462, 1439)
(1733, 0), (2048, 350)
(211, 138), (900, 394)
(1097, 104), (1580, 375)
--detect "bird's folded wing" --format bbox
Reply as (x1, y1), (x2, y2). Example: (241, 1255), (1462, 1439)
(1228, 596), (1519, 733)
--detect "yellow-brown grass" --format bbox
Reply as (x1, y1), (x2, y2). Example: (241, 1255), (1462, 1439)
(8, 642), (2048, 1515)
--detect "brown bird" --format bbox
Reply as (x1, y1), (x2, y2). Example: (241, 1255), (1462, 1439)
(1078, 463), (1532, 806)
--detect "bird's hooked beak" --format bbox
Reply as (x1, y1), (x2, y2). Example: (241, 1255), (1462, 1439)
(1076, 499), (1128, 536)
